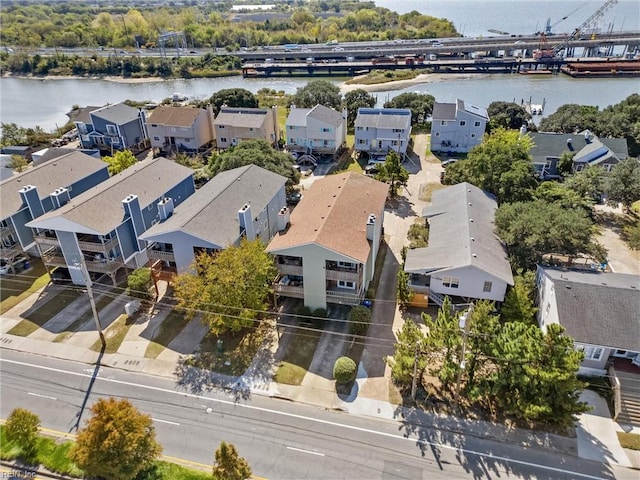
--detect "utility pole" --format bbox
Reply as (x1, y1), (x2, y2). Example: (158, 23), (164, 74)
(453, 304), (474, 412)
(76, 260), (106, 349)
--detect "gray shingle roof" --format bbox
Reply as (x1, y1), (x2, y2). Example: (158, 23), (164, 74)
(307, 104), (344, 126)
(432, 101), (457, 121)
(67, 106), (101, 124)
(214, 107), (270, 129)
(354, 108), (412, 129)
(26, 158), (194, 235)
(529, 131), (628, 164)
(91, 103), (140, 125)
(140, 165), (286, 247)
(540, 267), (640, 351)
(286, 107), (311, 127)
(405, 182), (513, 285)
(0, 152), (108, 220)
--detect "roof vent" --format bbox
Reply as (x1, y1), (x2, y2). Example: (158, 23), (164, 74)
(471, 237), (475, 241)
(469, 219), (474, 223)
(468, 203), (472, 206)
(472, 253), (477, 258)
(565, 285), (572, 289)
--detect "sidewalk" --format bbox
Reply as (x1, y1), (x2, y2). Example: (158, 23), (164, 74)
(1, 135), (638, 472)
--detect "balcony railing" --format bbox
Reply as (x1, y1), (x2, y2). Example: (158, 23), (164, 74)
(276, 263), (303, 276)
(326, 288), (362, 305)
(41, 251), (67, 267)
(33, 233), (60, 248)
(84, 258), (124, 274)
(0, 225), (16, 240)
(147, 249), (176, 263)
(273, 284), (305, 299)
(325, 268), (360, 283)
(0, 244), (23, 260)
(77, 237), (119, 253)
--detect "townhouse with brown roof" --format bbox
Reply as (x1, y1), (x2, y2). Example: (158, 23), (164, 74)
(266, 172), (388, 310)
(0, 152), (110, 272)
(146, 105), (216, 155)
(213, 106), (279, 149)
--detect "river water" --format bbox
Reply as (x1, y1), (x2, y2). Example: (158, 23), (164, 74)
(1, 0), (639, 131)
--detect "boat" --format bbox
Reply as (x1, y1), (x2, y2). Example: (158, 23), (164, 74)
(172, 93), (188, 102)
(519, 69), (553, 75)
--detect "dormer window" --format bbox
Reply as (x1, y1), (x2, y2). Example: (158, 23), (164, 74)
(106, 124), (117, 135)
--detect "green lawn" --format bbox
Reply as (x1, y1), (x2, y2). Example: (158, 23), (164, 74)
(618, 431), (640, 450)
(274, 329), (322, 385)
(0, 425), (217, 479)
(90, 314), (132, 353)
(195, 326), (267, 376)
(0, 259), (50, 314)
(145, 312), (191, 358)
(7, 289), (83, 337)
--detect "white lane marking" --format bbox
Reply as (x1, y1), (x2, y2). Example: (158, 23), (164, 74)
(287, 446), (325, 457)
(28, 392), (57, 400)
(2, 359), (606, 480)
(152, 418), (180, 426)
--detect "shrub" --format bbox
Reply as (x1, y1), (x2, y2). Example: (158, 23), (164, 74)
(296, 305), (312, 318)
(349, 306), (371, 336)
(313, 308), (327, 318)
(127, 267), (153, 300)
(333, 357), (357, 384)
(5, 408), (40, 462)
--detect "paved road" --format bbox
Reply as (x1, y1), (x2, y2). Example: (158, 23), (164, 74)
(0, 350), (620, 480)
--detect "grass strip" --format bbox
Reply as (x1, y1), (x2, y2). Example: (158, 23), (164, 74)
(90, 314), (131, 353)
(274, 329), (322, 385)
(617, 431), (640, 450)
(7, 289), (83, 337)
(145, 312), (191, 359)
(0, 425), (217, 479)
(0, 260), (49, 314)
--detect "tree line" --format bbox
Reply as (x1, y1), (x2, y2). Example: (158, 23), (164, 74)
(0, 1), (458, 49)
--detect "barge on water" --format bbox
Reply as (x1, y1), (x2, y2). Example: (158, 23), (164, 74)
(561, 60), (640, 77)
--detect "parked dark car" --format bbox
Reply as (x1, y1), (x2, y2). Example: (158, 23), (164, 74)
(287, 191), (303, 205)
(51, 267), (72, 284)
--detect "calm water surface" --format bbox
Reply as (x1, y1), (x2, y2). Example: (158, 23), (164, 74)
(1, 0), (639, 130)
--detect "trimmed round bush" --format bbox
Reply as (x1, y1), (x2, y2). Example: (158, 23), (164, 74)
(333, 356), (357, 384)
(296, 305), (312, 317)
(313, 308), (327, 318)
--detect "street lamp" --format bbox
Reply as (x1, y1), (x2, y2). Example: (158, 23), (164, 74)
(72, 259), (106, 349)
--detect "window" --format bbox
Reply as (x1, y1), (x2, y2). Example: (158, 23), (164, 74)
(578, 345), (604, 361)
(358, 139), (366, 145)
(392, 140), (398, 146)
(435, 132), (440, 137)
(106, 124), (117, 135)
(442, 276), (459, 288)
(153, 136), (160, 141)
(603, 164), (613, 172)
(392, 128), (403, 133)
(459, 120), (466, 126)
(356, 126), (363, 131)
(338, 261), (356, 269)
(471, 133), (476, 138)
(338, 280), (355, 289)
(575, 164), (584, 172)
(440, 121), (447, 126)
(474, 121), (481, 127)
(322, 127), (331, 133)
(77, 123), (87, 134)
(323, 140), (329, 146)
(249, 128), (254, 132)
(483, 281), (492, 292)
(220, 137), (227, 143)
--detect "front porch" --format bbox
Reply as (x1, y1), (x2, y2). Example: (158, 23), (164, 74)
(610, 357), (640, 428)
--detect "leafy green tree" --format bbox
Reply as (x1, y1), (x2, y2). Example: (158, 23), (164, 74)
(375, 150), (408, 198)
(5, 408), (40, 462)
(596, 94), (640, 157)
(127, 267), (153, 300)
(534, 181), (595, 213)
(70, 397), (162, 480)
(422, 297), (462, 388)
(487, 101), (531, 131)
(387, 318), (427, 387)
(500, 270), (538, 325)
(348, 305), (372, 336)
(407, 221), (429, 248)
(557, 151), (575, 176)
(623, 219), (640, 250)
(213, 441), (252, 480)
(208, 139), (300, 186)
(209, 88), (258, 115)
(538, 104), (600, 134)
(291, 80), (342, 109)
(9, 154), (28, 172)
(442, 128), (536, 203)
(462, 301), (500, 398)
(397, 269), (413, 310)
(174, 239), (277, 335)
(605, 158), (640, 212)
(103, 149), (137, 175)
(495, 200), (604, 270)
(486, 323), (588, 426)
(344, 88), (376, 127)
(383, 92), (434, 125)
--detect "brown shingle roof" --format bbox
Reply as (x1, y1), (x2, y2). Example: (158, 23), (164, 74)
(267, 172), (388, 263)
(147, 105), (202, 127)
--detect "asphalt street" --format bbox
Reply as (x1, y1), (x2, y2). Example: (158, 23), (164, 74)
(0, 350), (619, 480)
